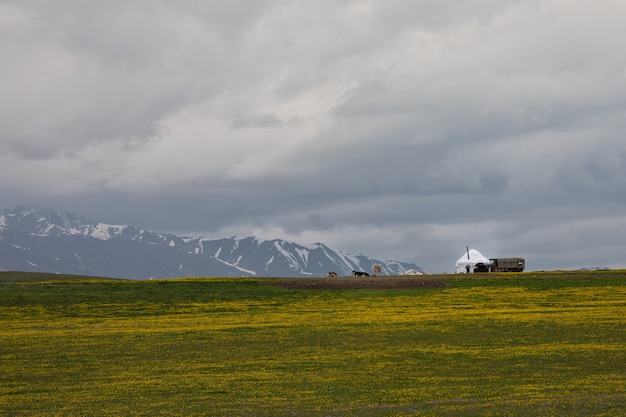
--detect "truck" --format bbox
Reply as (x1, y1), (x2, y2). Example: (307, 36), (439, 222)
(489, 257), (525, 272)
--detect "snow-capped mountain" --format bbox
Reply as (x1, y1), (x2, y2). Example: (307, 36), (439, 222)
(0, 208), (424, 279)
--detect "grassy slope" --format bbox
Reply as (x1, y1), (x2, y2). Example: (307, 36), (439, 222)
(1, 271), (625, 416)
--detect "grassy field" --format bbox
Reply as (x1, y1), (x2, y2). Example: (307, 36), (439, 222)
(1, 270), (625, 416)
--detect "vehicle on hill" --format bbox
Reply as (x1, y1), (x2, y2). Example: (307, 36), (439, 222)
(489, 257), (525, 272)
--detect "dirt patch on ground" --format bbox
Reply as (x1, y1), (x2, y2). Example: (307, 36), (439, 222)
(268, 275), (450, 290)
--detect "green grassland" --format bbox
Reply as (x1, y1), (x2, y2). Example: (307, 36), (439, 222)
(1, 271), (625, 416)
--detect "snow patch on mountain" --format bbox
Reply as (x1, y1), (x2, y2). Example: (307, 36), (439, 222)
(85, 224), (127, 240)
(295, 248), (309, 265)
(214, 256), (256, 276)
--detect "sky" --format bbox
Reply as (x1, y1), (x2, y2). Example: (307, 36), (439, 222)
(2, 0), (626, 273)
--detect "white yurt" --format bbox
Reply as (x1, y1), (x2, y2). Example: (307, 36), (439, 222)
(455, 249), (492, 273)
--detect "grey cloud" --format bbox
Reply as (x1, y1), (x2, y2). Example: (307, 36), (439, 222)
(231, 114), (301, 129)
(2, 0), (626, 274)
(0, 1), (279, 158)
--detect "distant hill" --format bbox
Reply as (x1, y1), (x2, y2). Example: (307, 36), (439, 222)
(0, 207), (424, 279)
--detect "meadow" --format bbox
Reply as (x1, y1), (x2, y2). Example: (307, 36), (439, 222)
(1, 270), (625, 416)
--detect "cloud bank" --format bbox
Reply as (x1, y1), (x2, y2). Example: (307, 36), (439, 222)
(2, 0), (626, 272)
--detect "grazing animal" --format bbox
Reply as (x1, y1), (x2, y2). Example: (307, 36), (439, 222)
(372, 264), (382, 276)
(328, 272), (337, 277)
(352, 270), (370, 277)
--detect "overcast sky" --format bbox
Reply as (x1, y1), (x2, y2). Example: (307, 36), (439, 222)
(2, 0), (626, 273)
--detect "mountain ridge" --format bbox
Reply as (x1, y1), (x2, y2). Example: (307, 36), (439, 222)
(0, 207), (425, 279)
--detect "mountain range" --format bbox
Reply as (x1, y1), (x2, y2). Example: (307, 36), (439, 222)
(0, 207), (424, 279)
